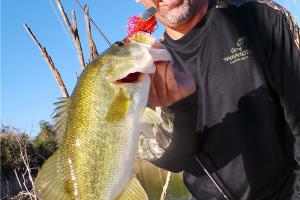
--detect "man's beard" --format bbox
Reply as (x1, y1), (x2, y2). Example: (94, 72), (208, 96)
(160, 0), (191, 25)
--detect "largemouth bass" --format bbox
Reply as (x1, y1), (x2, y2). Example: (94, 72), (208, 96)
(34, 32), (170, 200)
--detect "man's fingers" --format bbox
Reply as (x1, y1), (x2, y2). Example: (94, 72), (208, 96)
(148, 42), (196, 107)
(166, 64), (178, 92)
(149, 73), (158, 106)
(154, 61), (169, 101)
(174, 70), (197, 99)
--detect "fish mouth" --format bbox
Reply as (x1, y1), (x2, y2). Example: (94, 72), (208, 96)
(110, 64), (155, 85)
(115, 72), (144, 84)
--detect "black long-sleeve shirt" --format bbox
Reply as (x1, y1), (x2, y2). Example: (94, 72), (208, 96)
(150, 0), (300, 199)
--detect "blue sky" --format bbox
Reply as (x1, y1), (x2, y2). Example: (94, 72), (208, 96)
(1, 0), (299, 137)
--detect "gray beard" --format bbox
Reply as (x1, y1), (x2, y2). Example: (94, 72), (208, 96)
(160, 0), (191, 25)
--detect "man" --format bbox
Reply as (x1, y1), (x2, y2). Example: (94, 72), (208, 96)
(137, 0), (300, 199)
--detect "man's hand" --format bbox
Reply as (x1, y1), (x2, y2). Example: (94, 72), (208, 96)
(148, 42), (196, 107)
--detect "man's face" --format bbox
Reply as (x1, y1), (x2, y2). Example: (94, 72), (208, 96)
(139, 0), (193, 26)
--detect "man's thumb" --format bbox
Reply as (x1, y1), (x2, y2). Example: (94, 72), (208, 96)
(149, 48), (173, 62)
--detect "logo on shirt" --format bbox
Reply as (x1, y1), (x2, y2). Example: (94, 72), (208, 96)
(223, 37), (252, 64)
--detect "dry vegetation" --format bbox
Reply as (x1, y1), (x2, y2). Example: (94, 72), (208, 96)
(1, 122), (57, 199)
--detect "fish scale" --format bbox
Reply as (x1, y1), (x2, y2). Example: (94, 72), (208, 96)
(34, 32), (159, 200)
(69, 65), (111, 199)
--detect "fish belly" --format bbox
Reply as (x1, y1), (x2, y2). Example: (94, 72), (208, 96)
(58, 63), (149, 200)
(60, 101), (141, 199)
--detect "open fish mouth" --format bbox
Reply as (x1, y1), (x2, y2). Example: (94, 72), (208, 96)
(107, 32), (156, 84)
(109, 61), (155, 85)
(116, 72), (144, 84)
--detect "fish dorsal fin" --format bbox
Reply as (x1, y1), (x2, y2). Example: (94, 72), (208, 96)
(115, 176), (148, 200)
(52, 97), (71, 145)
(34, 151), (70, 200)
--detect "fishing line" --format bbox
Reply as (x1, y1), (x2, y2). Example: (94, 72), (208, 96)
(48, 0), (75, 50)
(195, 156), (231, 200)
(73, 0), (112, 46)
(48, 0), (73, 46)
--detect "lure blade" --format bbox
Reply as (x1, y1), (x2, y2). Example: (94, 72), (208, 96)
(141, 7), (158, 21)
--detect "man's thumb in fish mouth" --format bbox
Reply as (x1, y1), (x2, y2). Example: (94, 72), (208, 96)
(148, 60), (196, 107)
(149, 41), (173, 62)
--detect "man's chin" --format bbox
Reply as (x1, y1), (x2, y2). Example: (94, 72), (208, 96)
(160, 11), (191, 26)
(158, 15), (190, 29)
(158, 0), (191, 24)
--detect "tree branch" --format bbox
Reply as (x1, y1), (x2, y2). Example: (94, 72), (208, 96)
(13, 169), (23, 191)
(160, 171), (172, 200)
(55, 0), (85, 69)
(15, 137), (37, 200)
(23, 24), (69, 97)
(84, 5), (99, 61)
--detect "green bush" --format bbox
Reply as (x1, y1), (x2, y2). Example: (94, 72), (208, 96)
(0, 122), (58, 179)
(1, 122), (58, 198)
(0, 128), (32, 179)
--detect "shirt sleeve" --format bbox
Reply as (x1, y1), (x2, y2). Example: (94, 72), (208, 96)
(256, 3), (300, 198)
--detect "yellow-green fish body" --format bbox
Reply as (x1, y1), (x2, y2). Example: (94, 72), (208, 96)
(35, 33), (157, 200)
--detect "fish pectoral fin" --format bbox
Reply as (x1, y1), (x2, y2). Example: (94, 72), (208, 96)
(115, 177), (148, 200)
(106, 87), (130, 123)
(140, 107), (163, 138)
(35, 151), (69, 200)
(140, 123), (156, 138)
(141, 107), (163, 124)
